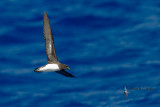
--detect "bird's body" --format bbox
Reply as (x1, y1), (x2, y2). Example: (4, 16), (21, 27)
(124, 86), (129, 100)
(37, 64), (59, 72)
(34, 11), (75, 77)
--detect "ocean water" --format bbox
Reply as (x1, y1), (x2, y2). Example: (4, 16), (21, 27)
(0, 0), (160, 106)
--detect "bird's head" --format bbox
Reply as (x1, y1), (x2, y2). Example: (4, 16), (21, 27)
(62, 64), (71, 70)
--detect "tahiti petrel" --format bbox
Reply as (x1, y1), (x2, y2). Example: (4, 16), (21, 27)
(34, 11), (75, 77)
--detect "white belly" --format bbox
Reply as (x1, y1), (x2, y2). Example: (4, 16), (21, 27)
(39, 64), (59, 72)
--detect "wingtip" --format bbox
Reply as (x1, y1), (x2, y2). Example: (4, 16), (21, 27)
(66, 73), (76, 78)
(70, 75), (77, 78)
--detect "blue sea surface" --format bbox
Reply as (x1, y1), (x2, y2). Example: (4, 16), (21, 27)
(0, 0), (160, 106)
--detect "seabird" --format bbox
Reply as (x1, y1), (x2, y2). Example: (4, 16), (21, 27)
(124, 86), (129, 100)
(34, 11), (75, 77)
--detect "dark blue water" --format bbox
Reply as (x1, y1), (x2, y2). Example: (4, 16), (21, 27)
(1, 0), (160, 106)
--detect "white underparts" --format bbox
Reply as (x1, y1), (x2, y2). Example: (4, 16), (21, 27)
(39, 64), (59, 72)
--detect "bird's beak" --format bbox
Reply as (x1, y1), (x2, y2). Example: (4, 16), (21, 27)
(67, 67), (71, 70)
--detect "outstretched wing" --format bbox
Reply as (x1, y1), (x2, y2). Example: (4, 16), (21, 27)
(56, 70), (75, 77)
(126, 94), (128, 100)
(43, 11), (58, 64)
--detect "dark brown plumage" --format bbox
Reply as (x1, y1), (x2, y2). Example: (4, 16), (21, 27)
(43, 11), (58, 64)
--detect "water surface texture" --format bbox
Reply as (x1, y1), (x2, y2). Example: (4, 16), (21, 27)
(0, 0), (160, 107)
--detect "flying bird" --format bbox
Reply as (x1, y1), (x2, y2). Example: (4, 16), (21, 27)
(34, 11), (75, 77)
(124, 86), (129, 100)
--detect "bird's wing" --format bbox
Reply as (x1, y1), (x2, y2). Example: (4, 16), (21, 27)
(124, 86), (127, 91)
(43, 11), (58, 64)
(126, 93), (128, 100)
(56, 70), (75, 77)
